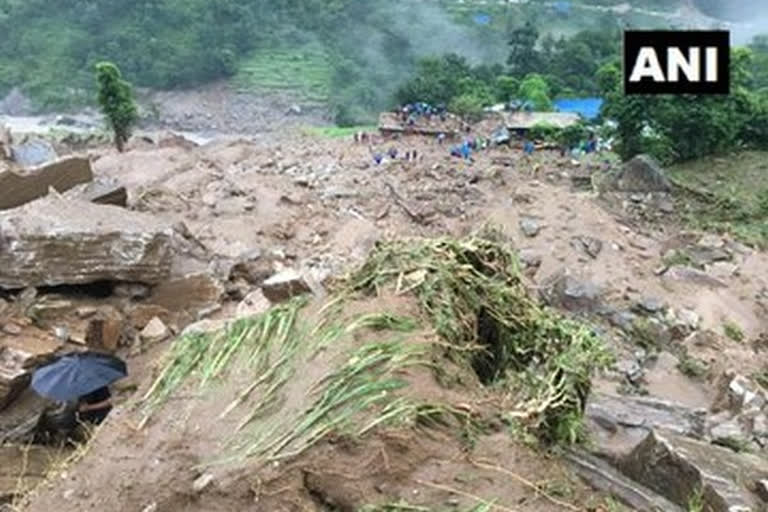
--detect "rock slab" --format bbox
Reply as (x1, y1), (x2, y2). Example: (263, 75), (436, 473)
(620, 430), (767, 511)
(0, 196), (174, 289)
(0, 156), (93, 210)
(261, 269), (312, 303)
(611, 154), (672, 193)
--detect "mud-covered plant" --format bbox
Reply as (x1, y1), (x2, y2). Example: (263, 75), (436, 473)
(723, 320), (745, 342)
(347, 228), (612, 445)
(677, 355), (708, 378)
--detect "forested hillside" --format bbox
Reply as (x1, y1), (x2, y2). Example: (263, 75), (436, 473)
(0, 0), (680, 116)
(0, 0), (764, 125)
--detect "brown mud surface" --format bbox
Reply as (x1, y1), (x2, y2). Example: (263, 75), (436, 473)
(8, 125), (768, 512)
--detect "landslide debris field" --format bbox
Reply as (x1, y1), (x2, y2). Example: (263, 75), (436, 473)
(1, 124), (768, 512)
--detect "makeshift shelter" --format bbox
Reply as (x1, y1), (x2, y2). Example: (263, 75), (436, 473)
(553, 98), (604, 121)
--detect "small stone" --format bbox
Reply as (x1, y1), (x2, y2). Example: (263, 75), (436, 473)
(75, 306), (98, 319)
(519, 216), (542, 237)
(2, 323), (21, 335)
(140, 317), (169, 343)
(755, 480), (768, 503)
(236, 290), (271, 318)
(753, 414), (768, 438)
(636, 296), (664, 314)
(658, 199), (675, 213)
(710, 419), (746, 440)
(261, 269), (313, 303)
(141, 503), (157, 512)
(192, 473), (214, 493)
(181, 318), (228, 336)
(53, 326), (70, 342)
(517, 248), (542, 268)
(113, 283), (151, 299)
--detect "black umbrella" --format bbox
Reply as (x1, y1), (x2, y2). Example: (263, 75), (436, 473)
(31, 351), (127, 402)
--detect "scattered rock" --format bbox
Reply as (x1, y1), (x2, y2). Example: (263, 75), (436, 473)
(609, 310), (637, 331)
(148, 273), (224, 323)
(707, 261), (739, 280)
(229, 252), (272, 286)
(10, 138), (57, 167)
(619, 430), (768, 510)
(564, 449), (684, 512)
(261, 269), (313, 303)
(113, 283), (151, 300)
(192, 473), (214, 493)
(126, 304), (173, 331)
(322, 187), (358, 200)
(609, 154), (672, 193)
(540, 270), (603, 313)
(586, 393), (707, 458)
(711, 372), (766, 416)
(85, 314), (124, 352)
(0, 156), (92, 210)
(2, 323), (21, 335)
(519, 216), (542, 237)
(0, 347), (30, 411)
(635, 296), (664, 314)
(517, 248), (542, 269)
(755, 480), (768, 502)
(181, 318), (228, 336)
(613, 358), (644, 383)
(709, 419), (747, 442)
(236, 290), (271, 318)
(63, 177), (128, 207)
(657, 198), (675, 214)
(663, 265), (728, 289)
(0, 196), (174, 289)
(140, 317), (170, 344)
(570, 236), (603, 259)
(666, 308), (701, 340)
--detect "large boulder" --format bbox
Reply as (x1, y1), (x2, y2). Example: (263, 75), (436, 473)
(0, 156), (93, 210)
(610, 154), (672, 193)
(619, 430), (768, 511)
(539, 269), (603, 313)
(0, 347), (30, 411)
(10, 138), (57, 167)
(0, 196), (174, 289)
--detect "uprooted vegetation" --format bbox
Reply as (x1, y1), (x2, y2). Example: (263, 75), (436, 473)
(139, 230), (612, 474)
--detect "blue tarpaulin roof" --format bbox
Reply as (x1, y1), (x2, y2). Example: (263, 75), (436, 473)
(553, 97), (604, 120)
(473, 13), (491, 25)
(554, 1), (571, 13)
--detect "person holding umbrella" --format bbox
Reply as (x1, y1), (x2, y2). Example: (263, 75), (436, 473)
(77, 386), (113, 425)
(32, 351), (127, 438)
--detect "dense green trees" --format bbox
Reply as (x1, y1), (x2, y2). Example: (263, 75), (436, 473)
(600, 48), (768, 163)
(95, 62), (138, 152)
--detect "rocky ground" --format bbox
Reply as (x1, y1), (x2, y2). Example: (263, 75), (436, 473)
(0, 116), (766, 512)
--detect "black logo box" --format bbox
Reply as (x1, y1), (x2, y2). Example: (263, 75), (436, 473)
(623, 30), (730, 95)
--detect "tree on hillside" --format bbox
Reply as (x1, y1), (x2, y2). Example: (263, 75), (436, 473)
(518, 73), (552, 111)
(95, 62), (138, 152)
(507, 22), (540, 76)
(599, 48), (768, 163)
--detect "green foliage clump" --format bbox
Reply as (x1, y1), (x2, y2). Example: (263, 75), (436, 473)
(528, 122), (559, 142)
(517, 73), (553, 111)
(449, 93), (486, 122)
(600, 48), (768, 164)
(348, 229), (613, 445)
(723, 320), (745, 342)
(95, 61), (138, 152)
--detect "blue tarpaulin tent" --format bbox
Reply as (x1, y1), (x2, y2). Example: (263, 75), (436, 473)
(554, 1), (571, 14)
(553, 98), (604, 120)
(473, 13), (491, 25)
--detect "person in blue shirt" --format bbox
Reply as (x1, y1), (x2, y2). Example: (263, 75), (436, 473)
(524, 139), (534, 155)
